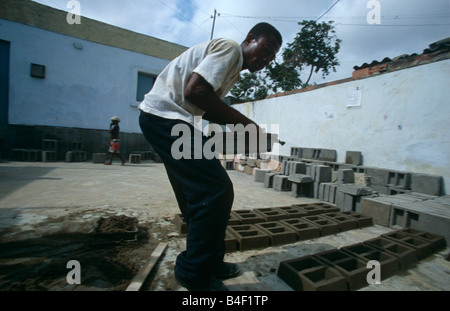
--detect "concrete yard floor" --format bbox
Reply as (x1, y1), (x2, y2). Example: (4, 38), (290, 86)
(0, 160), (449, 291)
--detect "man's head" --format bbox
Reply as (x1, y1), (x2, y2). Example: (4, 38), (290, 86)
(241, 22), (282, 73)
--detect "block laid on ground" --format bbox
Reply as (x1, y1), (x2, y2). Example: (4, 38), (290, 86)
(386, 170), (411, 190)
(288, 174), (313, 197)
(340, 211), (373, 228)
(276, 206), (308, 219)
(289, 161), (307, 175)
(93, 153), (106, 164)
(294, 202), (339, 216)
(337, 169), (355, 186)
(225, 228), (238, 253)
(273, 175), (291, 191)
(410, 173), (443, 196)
(365, 167), (389, 186)
(340, 243), (399, 281)
(361, 196), (392, 227)
(303, 215), (340, 236)
(174, 213), (188, 234)
(254, 169), (271, 183)
(221, 160), (235, 170)
(322, 212), (359, 232)
(263, 172), (278, 188)
(314, 248), (370, 291)
(253, 207), (290, 221)
(228, 224), (271, 251)
(396, 228), (446, 253)
(345, 151), (362, 166)
(41, 150), (56, 162)
(254, 221), (298, 246)
(228, 211), (240, 225)
(129, 154), (141, 164)
(277, 255), (348, 291)
(231, 210), (265, 224)
(364, 236), (417, 271)
(381, 231), (434, 260)
(280, 218), (320, 241)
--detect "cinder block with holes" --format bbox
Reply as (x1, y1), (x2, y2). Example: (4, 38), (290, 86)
(253, 207), (290, 221)
(314, 248), (370, 291)
(381, 231), (434, 260)
(340, 211), (373, 228)
(396, 228), (446, 253)
(303, 215), (340, 236)
(231, 210), (265, 224)
(280, 218), (320, 241)
(340, 243), (399, 280)
(228, 224), (271, 251)
(225, 228), (238, 253)
(322, 212), (359, 232)
(277, 255), (347, 291)
(275, 206), (308, 219)
(228, 211), (240, 225)
(254, 221), (297, 246)
(364, 236), (417, 271)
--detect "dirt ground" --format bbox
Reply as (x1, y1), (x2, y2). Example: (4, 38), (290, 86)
(0, 160), (449, 291)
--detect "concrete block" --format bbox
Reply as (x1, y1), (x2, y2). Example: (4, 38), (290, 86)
(65, 151), (73, 162)
(263, 172), (277, 188)
(289, 161), (307, 175)
(369, 184), (389, 195)
(231, 210), (265, 224)
(246, 158), (257, 167)
(255, 221), (298, 246)
(280, 218), (320, 241)
(322, 212), (359, 232)
(340, 243), (399, 280)
(361, 196), (392, 227)
(364, 236), (418, 271)
(288, 174), (313, 183)
(41, 150), (56, 162)
(243, 165), (255, 175)
(314, 249), (370, 291)
(345, 151), (362, 166)
(228, 211), (240, 225)
(340, 211), (373, 228)
(93, 153), (106, 164)
(71, 141), (83, 151)
(319, 149), (337, 162)
(381, 231), (434, 260)
(254, 207), (290, 221)
(277, 255), (348, 291)
(273, 175), (291, 191)
(276, 206), (308, 219)
(365, 167), (388, 185)
(225, 228), (238, 253)
(337, 169), (354, 186)
(313, 165), (332, 183)
(386, 170), (411, 190)
(396, 228), (446, 253)
(410, 173), (443, 196)
(254, 169), (271, 183)
(221, 160), (235, 170)
(338, 184), (373, 196)
(291, 182), (313, 198)
(129, 154), (141, 164)
(303, 215), (340, 236)
(228, 224), (271, 251)
(42, 139), (57, 151)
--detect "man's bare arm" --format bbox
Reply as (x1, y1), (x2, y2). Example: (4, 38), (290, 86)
(184, 73), (257, 127)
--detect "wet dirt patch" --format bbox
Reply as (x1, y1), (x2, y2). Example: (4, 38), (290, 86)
(0, 214), (178, 291)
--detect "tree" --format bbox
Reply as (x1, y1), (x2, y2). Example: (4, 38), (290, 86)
(230, 20), (342, 101)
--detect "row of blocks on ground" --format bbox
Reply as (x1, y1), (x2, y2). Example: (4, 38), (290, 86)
(277, 227), (447, 291)
(9, 138), (160, 163)
(174, 202), (374, 252)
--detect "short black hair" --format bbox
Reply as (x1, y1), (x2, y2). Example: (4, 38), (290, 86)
(248, 22), (282, 47)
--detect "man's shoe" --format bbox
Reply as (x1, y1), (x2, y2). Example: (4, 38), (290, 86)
(174, 273), (229, 291)
(213, 262), (241, 280)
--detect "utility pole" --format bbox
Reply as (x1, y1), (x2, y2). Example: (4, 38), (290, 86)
(210, 9), (217, 40)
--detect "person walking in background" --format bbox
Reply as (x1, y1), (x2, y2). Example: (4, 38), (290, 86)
(105, 116), (126, 166)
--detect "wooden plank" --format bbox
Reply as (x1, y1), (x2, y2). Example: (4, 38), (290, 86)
(125, 242), (168, 291)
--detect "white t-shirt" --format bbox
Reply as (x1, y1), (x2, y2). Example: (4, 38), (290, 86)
(138, 38), (243, 125)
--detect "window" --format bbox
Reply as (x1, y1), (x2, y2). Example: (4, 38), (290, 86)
(136, 72), (156, 102)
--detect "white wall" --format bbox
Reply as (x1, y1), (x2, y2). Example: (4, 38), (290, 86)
(1, 19), (170, 133)
(233, 60), (450, 194)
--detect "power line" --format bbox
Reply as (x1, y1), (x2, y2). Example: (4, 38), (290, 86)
(316, 0), (341, 22)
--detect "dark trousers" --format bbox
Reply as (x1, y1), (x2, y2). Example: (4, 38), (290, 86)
(139, 111), (234, 285)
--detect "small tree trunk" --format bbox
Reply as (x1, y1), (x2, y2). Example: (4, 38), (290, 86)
(305, 65), (315, 86)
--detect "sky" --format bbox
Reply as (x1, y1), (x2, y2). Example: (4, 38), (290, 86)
(32, 0), (449, 84)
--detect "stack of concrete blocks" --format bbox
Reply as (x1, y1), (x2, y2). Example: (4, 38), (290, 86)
(66, 141), (86, 162)
(41, 139), (57, 162)
(128, 153), (141, 164)
(12, 148), (43, 162)
(361, 193), (450, 244)
(219, 154), (235, 170)
(335, 169), (374, 213)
